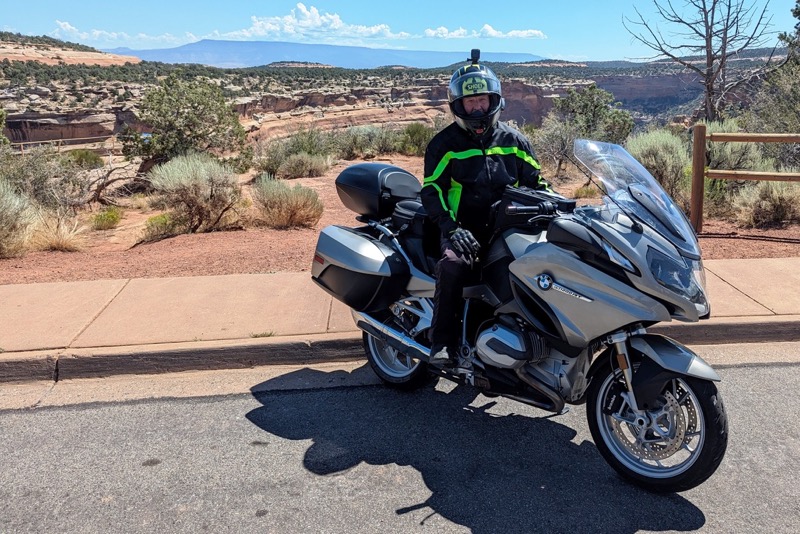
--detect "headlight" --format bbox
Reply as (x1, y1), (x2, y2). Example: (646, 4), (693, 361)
(647, 248), (709, 317)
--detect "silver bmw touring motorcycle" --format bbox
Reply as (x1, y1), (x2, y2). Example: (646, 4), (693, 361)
(311, 139), (728, 492)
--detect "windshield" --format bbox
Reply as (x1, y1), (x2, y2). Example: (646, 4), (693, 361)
(573, 139), (701, 259)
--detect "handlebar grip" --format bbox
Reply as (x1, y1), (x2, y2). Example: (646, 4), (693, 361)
(505, 202), (556, 216)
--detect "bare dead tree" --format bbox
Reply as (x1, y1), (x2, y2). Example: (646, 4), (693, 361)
(84, 161), (141, 205)
(624, 0), (782, 121)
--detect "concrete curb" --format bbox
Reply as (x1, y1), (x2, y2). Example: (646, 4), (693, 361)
(0, 332), (364, 383)
(2, 316), (799, 384)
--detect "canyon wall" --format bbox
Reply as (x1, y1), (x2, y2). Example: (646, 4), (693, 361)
(2, 73), (699, 144)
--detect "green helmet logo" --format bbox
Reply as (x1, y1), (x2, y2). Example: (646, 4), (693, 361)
(462, 77), (488, 95)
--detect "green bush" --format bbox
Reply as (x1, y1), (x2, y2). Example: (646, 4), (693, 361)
(251, 174), (324, 229)
(254, 128), (336, 174)
(0, 145), (84, 210)
(253, 138), (289, 175)
(285, 126), (334, 157)
(141, 212), (180, 242)
(626, 129), (691, 208)
(333, 127), (372, 160)
(398, 123), (435, 156)
(573, 184), (600, 198)
(733, 181), (800, 228)
(148, 153), (242, 233)
(277, 152), (329, 179)
(0, 179), (34, 258)
(91, 205), (123, 230)
(68, 149), (104, 169)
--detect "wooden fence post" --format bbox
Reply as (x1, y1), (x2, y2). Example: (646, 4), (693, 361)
(690, 123), (707, 233)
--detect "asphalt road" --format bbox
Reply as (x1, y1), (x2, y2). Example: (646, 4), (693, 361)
(2, 363), (799, 533)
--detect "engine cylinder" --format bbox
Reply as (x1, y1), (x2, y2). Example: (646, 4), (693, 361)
(475, 322), (548, 369)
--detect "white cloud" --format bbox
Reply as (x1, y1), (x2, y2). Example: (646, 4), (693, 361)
(52, 19), (188, 47)
(222, 3), (410, 43)
(425, 23), (546, 40)
(46, 3), (545, 50)
(424, 26), (468, 39)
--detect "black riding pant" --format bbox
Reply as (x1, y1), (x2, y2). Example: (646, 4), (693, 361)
(430, 238), (472, 351)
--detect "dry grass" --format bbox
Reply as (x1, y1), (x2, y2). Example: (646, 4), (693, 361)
(29, 213), (86, 252)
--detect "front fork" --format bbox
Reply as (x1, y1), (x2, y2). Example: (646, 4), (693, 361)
(607, 331), (643, 413)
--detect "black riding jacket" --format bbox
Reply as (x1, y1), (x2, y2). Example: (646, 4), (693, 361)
(421, 121), (551, 244)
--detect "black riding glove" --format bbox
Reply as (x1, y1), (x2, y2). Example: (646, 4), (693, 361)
(449, 228), (480, 257)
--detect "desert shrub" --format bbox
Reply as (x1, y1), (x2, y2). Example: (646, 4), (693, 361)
(370, 126), (401, 156)
(705, 120), (773, 173)
(0, 145), (85, 210)
(67, 148), (104, 169)
(251, 174), (323, 229)
(332, 125), (402, 160)
(141, 213), (180, 242)
(255, 127), (336, 175)
(740, 61), (800, 170)
(703, 119), (775, 216)
(531, 115), (580, 178)
(29, 210), (85, 252)
(148, 153), (242, 233)
(626, 129), (691, 209)
(221, 145), (254, 174)
(398, 122), (436, 156)
(91, 205), (123, 230)
(334, 127), (372, 160)
(733, 180), (800, 228)
(284, 126), (334, 157)
(253, 138), (290, 175)
(0, 179), (35, 258)
(277, 152), (330, 179)
(573, 184), (600, 198)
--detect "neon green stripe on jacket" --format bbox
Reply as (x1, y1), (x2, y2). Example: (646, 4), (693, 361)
(422, 148), (483, 219)
(484, 146), (542, 170)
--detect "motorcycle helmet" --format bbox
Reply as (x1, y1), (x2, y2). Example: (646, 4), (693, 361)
(448, 52), (504, 137)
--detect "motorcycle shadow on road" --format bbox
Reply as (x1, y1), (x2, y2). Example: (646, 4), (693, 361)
(246, 365), (706, 533)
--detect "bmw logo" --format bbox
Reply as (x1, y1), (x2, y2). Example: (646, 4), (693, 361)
(537, 274), (553, 290)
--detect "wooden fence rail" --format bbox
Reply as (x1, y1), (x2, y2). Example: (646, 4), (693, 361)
(690, 124), (800, 232)
(9, 135), (118, 155)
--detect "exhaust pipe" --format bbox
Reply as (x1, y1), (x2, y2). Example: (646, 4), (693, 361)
(352, 311), (430, 362)
(354, 310), (567, 414)
(514, 368), (567, 414)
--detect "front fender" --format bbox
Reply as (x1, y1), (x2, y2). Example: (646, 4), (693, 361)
(630, 334), (720, 382)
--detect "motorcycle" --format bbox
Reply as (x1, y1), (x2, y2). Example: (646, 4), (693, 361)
(311, 139), (728, 493)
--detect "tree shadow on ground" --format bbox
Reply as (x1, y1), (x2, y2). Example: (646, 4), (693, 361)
(247, 366), (705, 533)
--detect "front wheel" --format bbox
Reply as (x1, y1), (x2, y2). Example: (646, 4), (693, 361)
(363, 320), (431, 391)
(587, 360), (728, 493)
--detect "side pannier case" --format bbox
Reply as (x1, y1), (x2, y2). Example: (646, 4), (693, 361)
(311, 226), (409, 312)
(335, 163), (421, 219)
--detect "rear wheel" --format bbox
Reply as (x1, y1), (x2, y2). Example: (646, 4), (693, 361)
(363, 320), (431, 391)
(587, 359), (728, 493)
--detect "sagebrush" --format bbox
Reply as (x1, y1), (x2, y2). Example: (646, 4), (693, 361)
(0, 179), (34, 258)
(148, 153), (242, 233)
(251, 174), (323, 229)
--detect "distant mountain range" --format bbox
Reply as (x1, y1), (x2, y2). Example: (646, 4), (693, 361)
(104, 40), (545, 69)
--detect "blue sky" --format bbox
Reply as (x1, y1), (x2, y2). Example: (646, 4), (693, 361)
(1, 0), (797, 61)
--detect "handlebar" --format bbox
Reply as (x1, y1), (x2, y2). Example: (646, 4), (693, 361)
(504, 201), (557, 216)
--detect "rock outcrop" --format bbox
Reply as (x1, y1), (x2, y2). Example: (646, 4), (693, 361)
(2, 69), (700, 144)
(0, 42), (140, 66)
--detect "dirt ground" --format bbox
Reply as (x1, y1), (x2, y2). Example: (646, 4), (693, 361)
(1, 155), (798, 285)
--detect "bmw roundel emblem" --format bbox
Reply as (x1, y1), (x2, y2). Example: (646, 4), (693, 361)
(537, 274), (553, 290)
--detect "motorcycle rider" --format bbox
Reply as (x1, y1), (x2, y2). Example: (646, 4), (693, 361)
(420, 51), (553, 374)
